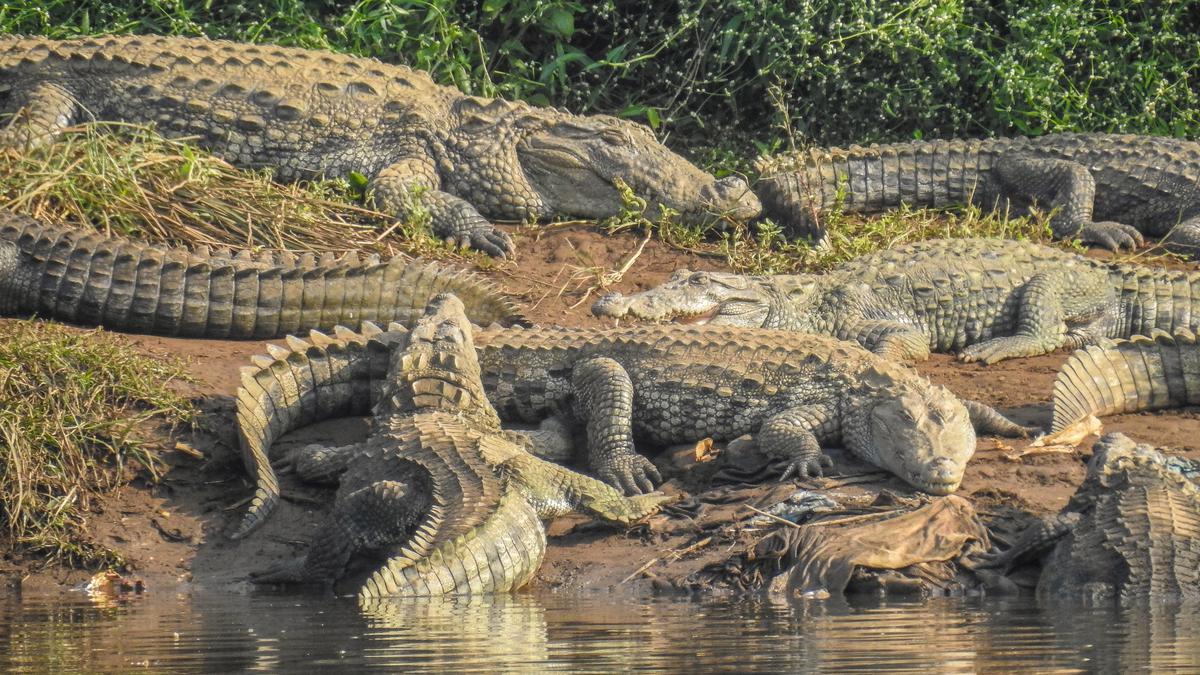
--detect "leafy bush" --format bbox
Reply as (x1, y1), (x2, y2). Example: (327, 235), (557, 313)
(2, 0), (1196, 155)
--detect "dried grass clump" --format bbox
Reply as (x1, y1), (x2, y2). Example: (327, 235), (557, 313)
(0, 123), (467, 261)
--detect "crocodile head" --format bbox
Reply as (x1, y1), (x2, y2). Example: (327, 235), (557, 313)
(591, 269), (819, 329)
(514, 114), (761, 224)
(1084, 432), (1197, 491)
(848, 371), (976, 495)
(380, 293), (500, 429)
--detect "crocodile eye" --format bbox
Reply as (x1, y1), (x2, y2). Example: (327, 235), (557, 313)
(689, 273), (710, 287)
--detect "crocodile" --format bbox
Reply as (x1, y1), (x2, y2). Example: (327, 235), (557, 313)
(976, 432), (1200, 602)
(248, 294), (669, 596)
(593, 237), (1200, 364)
(0, 208), (524, 337)
(754, 133), (1200, 255)
(0, 35), (760, 257)
(233, 315), (1033, 538)
(1051, 327), (1200, 434)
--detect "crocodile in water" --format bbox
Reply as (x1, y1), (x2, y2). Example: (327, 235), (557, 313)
(976, 432), (1200, 602)
(248, 294), (670, 596)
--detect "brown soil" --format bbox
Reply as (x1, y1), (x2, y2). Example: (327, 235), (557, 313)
(6, 223), (1200, 595)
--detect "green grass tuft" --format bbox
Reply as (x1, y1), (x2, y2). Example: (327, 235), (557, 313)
(0, 320), (195, 567)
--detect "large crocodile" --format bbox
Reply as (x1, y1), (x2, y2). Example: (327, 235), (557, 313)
(248, 294), (669, 596)
(0, 208), (524, 337)
(754, 133), (1200, 255)
(0, 35), (760, 257)
(593, 238), (1200, 364)
(233, 317), (1033, 538)
(976, 432), (1200, 602)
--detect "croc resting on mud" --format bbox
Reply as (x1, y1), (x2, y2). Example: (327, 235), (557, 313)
(0, 209), (525, 338)
(248, 294), (671, 596)
(594, 238), (1200, 364)
(755, 133), (1200, 256)
(976, 432), (1200, 602)
(0, 35), (760, 257)
(232, 318), (1035, 538)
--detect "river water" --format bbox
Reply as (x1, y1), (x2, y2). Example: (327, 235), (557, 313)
(2, 589), (1198, 672)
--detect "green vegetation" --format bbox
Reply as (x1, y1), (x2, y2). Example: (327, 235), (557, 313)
(0, 320), (194, 566)
(2, 0), (1195, 157)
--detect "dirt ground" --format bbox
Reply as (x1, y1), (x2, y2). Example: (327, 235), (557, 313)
(6, 223), (1200, 596)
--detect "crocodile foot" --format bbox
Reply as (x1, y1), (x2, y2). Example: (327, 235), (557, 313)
(1078, 221), (1143, 252)
(959, 336), (1056, 364)
(596, 453), (663, 495)
(435, 210), (515, 258)
(249, 557), (308, 585)
(779, 452), (834, 481)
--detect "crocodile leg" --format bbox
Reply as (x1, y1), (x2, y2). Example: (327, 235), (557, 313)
(973, 511), (1082, 572)
(0, 82), (77, 150)
(570, 356), (663, 495)
(991, 153), (1144, 250)
(251, 478), (431, 586)
(500, 417), (575, 462)
(502, 450), (673, 525)
(371, 153), (514, 258)
(963, 400), (1040, 437)
(839, 318), (931, 362)
(277, 442), (365, 484)
(960, 270), (1102, 364)
(758, 404), (837, 480)
(1160, 214), (1200, 259)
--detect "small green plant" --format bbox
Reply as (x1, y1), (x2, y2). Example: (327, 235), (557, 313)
(601, 177), (705, 249)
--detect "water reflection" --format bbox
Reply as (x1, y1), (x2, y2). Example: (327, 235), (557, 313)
(1, 588), (1197, 672)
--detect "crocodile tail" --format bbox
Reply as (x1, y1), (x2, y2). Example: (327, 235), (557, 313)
(1051, 329), (1200, 433)
(0, 209), (527, 338)
(231, 322), (402, 539)
(754, 139), (1009, 240)
(1110, 263), (1200, 338)
(359, 485), (546, 597)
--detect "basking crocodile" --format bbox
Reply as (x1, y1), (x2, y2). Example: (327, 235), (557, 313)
(233, 317), (1033, 538)
(976, 432), (1200, 602)
(754, 133), (1200, 255)
(0, 35), (760, 257)
(1051, 328), (1200, 434)
(594, 238), (1200, 364)
(0, 208), (524, 337)
(249, 294), (669, 596)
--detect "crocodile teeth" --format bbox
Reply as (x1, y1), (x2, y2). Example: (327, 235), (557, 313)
(674, 307), (719, 326)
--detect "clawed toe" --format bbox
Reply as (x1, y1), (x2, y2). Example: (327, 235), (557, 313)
(779, 453), (831, 481)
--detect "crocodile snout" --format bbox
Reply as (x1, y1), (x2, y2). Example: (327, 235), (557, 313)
(919, 457), (963, 495)
(703, 176), (761, 220)
(592, 292), (632, 318)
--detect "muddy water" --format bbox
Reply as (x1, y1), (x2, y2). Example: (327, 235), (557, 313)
(1, 590), (1198, 672)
